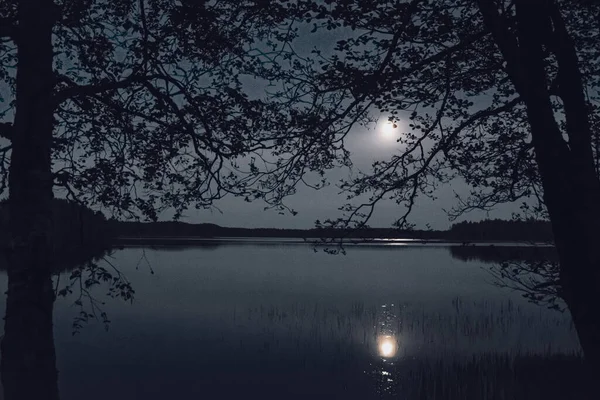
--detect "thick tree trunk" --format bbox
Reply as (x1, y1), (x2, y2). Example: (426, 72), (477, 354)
(0, 1), (59, 399)
(478, 0), (600, 375)
(512, 0), (600, 373)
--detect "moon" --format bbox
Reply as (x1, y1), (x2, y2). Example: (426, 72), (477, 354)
(378, 120), (400, 142)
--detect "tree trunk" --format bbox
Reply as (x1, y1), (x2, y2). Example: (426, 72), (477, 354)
(0, 1), (59, 399)
(478, 0), (600, 376)
(512, 0), (600, 373)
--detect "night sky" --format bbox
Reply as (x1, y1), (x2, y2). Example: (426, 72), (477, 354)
(174, 27), (523, 230)
(0, 14), (526, 230)
(185, 119), (521, 229)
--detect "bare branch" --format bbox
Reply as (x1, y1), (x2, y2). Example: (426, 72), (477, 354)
(54, 74), (152, 104)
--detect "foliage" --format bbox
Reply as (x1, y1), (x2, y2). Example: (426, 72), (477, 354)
(266, 0), (600, 309)
(0, 0), (354, 221)
(2, 0), (598, 329)
(449, 245), (562, 310)
(278, 0), (600, 230)
(490, 259), (564, 311)
(4, 1), (592, 230)
(54, 255), (137, 334)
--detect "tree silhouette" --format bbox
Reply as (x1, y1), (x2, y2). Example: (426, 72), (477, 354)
(285, 0), (600, 368)
(448, 218), (554, 242)
(0, 198), (113, 259)
(2, 0), (600, 397)
(0, 1), (349, 399)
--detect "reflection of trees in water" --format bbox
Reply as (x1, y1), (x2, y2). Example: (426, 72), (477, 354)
(0, 198), (127, 333)
(449, 245), (558, 263)
(1, 246), (138, 399)
(449, 245), (562, 311)
(0, 197), (120, 398)
(0, 246), (105, 272)
(488, 259), (563, 311)
(54, 253), (137, 333)
(1, 243), (137, 333)
(1, 253), (59, 400)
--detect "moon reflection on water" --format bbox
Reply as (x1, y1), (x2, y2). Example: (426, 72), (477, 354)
(369, 303), (401, 398)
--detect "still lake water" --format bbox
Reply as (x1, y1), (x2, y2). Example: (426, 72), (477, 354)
(0, 242), (588, 399)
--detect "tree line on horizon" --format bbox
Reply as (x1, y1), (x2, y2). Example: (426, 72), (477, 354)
(0, 199), (555, 243)
(448, 219), (554, 242)
(110, 217), (554, 242)
(0, 199), (112, 270)
(0, 198), (555, 249)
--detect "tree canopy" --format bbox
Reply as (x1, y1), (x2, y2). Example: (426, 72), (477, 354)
(278, 0), (600, 230)
(0, 0), (354, 221)
(4, 1), (596, 228)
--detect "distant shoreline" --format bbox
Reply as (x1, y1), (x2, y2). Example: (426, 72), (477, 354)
(113, 236), (559, 263)
(114, 236), (554, 247)
(109, 219), (555, 245)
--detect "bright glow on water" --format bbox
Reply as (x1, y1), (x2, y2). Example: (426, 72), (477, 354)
(378, 336), (397, 358)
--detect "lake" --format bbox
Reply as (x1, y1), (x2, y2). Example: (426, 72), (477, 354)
(0, 241), (589, 399)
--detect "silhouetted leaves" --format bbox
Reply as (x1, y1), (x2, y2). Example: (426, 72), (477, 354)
(1, 0), (358, 222)
(56, 257), (135, 335)
(282, 0), (599, 233)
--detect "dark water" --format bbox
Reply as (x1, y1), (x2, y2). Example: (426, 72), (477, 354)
(0, 243), (587, 399)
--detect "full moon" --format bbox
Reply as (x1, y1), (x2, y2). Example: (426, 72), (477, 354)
(378, 120), (399, 142)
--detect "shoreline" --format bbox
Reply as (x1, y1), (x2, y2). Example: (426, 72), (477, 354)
(114, 236), (554, 247)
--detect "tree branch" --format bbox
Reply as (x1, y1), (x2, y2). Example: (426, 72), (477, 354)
(53, 74), (153, 104)
(383, 31), (487, 85)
